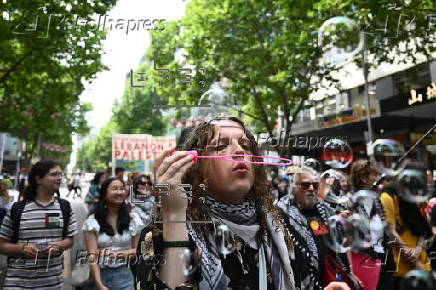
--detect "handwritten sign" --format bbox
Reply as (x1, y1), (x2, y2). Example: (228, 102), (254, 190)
(112, 134), (175, 161)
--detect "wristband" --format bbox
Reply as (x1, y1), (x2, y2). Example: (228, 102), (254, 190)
(162, 241), (190, 248)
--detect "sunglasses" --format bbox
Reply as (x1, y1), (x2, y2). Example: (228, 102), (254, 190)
(296, 182), (319, 190)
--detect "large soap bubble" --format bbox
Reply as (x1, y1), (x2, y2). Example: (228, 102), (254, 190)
(214, 224), (236, 258)
(318, 16), (364, 66)
(323, 215), (354, 253)
(350, 190), (386, 247)
(304, 158), (322, 173)
(321, 138), (353, 169)
(397, 169), (430, 203)
(400, 270), (436, 290)
(373, 139), (405, 169)
(179, 248), (201, 276)
(348, 213), (373, 249)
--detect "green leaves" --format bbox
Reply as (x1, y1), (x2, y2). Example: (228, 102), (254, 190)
(0, 0), (116, 165)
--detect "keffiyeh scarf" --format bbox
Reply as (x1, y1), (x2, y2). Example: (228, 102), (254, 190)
(277, 195), (334, 290)
(187, 195), (295, 290)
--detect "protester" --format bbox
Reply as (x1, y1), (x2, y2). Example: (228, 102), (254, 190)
(135, 116), (350, 290)
(85, 172), (107, 214)
(271, 175), (289, 203)
(0, 180), (11, 226)
(82, 177), (143, 290)
(67, 173), (82, 199)
(131, 174), (155, 226)
(348, 159), (392, 290)
(0, 160), (77, 289)
(380, 161), (432, 288)
(115, 167), (125, 182)
(17, 170), (28, 201)
(278, 166), (357, 289)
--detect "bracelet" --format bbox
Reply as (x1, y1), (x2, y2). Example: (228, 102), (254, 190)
(162, 241), (190, 248)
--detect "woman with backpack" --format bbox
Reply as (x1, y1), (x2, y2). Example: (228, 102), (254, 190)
(0, 160), (77, 289)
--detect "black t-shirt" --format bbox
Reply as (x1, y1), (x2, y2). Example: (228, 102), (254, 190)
(302, 208), (330, 275)
(221, 240), (275, 290)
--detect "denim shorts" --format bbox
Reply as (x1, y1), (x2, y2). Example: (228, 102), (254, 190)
(83, 266), (134, 290)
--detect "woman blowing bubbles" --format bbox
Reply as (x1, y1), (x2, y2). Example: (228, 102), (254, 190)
(138, 116), (349, 290)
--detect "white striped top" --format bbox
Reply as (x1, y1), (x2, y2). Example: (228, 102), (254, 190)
(0, 199), (77, 289)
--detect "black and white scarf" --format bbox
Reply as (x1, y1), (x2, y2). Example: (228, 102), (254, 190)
(188, 195), (295, 290)
(277, 195), (334, 290)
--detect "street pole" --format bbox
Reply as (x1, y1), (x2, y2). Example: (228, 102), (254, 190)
(362, 33), (375, 162)
(14, 148), (21, 190)
(0, 133), (6, 174)
(37, 132), (42, 161)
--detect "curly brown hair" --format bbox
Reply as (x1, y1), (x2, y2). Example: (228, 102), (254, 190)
(180, 116), (284, 240)
(350, 159), (378, 191)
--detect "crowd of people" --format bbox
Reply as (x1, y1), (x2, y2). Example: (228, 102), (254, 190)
(0, 116), (434, 290)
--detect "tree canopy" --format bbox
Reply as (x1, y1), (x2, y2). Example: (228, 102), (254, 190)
(146, 0), (435, 157)
(0, 0), (116, 165)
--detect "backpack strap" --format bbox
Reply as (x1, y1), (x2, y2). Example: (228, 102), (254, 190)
(57, 198), (72, 238)
(10, 201), (27, 244)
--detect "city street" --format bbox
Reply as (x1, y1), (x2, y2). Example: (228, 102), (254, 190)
(1, 0), (435, 289)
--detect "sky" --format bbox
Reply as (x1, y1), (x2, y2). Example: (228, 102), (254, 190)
(68, 0), (186, 172)
(80, 0), (186, 135)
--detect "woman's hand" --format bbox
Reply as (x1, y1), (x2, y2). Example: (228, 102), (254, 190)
(324, 281), (351, 290)
(155, 148), (194, 220)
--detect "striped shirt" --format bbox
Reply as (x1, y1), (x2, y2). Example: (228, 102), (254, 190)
(0, 199), (78, 289)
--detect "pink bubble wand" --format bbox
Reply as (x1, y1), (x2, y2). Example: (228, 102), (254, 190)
(171, 151), (292, 167)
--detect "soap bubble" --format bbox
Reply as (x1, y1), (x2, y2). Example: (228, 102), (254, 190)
(373, 139), (405, 169)
(320, 169), (351, 205)
(323, 215), (354, 253)
(349, 191), (386, 250)
(321, 139), (353, 169)
(400, 270), (435, 290)
(397, 169), (430, 203)
(348, 213), (373, 249)
(318, 16), (363, 66)
(304, 158), (322, 173)
(351, 189), (378, 202)
(214, 224), (236, 258)
(179, 248), (201, 276)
